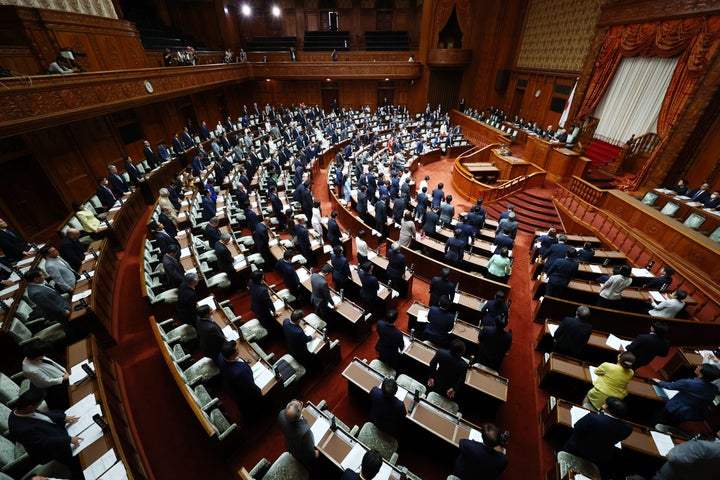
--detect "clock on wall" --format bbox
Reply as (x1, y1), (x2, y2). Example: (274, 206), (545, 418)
(144, 80), (154, 93)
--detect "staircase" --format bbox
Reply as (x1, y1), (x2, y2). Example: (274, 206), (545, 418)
(485, 188), (561, 235)
(584, 140), (622, 167)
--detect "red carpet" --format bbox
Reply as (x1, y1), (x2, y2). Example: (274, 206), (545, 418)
(584, 139), (622, 167)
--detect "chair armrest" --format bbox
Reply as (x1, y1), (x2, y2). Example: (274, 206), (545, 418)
(217, 423), (238, 441)
(389, 452), (399, 466)
(250, 458), (272, 478)
(282, 373), (297, 388)
(10, 371), (26, 383)
(158, 319), (175, 331)
(317, 399), (327, 411)
(350, 425), (359, 437)
(202, 398), (220, 412)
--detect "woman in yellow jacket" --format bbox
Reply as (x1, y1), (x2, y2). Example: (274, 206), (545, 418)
(72, 201), (102, 238)
(583, 351), (636, 411)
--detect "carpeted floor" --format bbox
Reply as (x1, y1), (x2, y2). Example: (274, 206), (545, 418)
(110, 156), (560, 479)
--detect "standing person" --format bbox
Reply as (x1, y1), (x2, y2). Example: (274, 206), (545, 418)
(421, 206), (440, 239)
(340, 450), (383, 480)
(429, 267), (455, 307)
(545, 249), (579, 299)
(386, 242), (406, 296)
(283, 310), (318, 372)
(249, 270), (276, 333)
(552, 306), (593, 357)
(375, 309), (403, 369)
(218, 342), (262, 424)
(176, 272), (199, 326)
(582, 351), (636, 411)
(415, 186), (429, 223)
(326, 210), (342, 247)
(598, 265), (632, 309)
(331, 49), (338, 62)
(452, 423), (509, 480)
(276, 250), (301, 299)
(196, 305), (226, 363)
(398, 211), (416, 247)
(162, 244), (185, 288)
(374, 196), (388, 241)
(22, 341), (70, 410)
(358, 262), (380, 314)
(355, 230), (369, 265)
(651, 433), (720, 480)
(310, 264), (335, 321)
(331, 245), (351, 294)
(278, 399), (318, 468)
(428, 339), (468, 399)
(39, 246), (78, 294)
(625, 321), (670, 369)
(424, 296), (455, 348)
(479, 291), (508, 327)
(486, 246), (512, 284)
(431, 183), (445, 209)
(475, 315), (512, 372)
(369, 378), (407, 436)
(444, 228), (465, 267)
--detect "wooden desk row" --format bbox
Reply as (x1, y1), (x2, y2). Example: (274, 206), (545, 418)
(67, 335), (149, 479)
(406, 300), (483, 347)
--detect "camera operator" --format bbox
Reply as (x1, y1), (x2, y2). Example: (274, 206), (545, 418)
(452, 423), (509, 479)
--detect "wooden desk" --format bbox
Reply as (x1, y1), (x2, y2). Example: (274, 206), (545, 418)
(657, 347), (709, 381)
(406, 301), (481, 346)
(461, 161), (500, 183)
(67, 336), (148, 479)
(645, 188), (720, 236)
(546, 147), (588, 183)
(490, 149), (531, 179)
(534, 319), (633, 366)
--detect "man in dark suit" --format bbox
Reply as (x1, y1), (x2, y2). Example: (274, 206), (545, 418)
(311, 264), (335, 320)
(444, 228), (466, 267)
(421, 206), (440, 239)
(191, 151), (207, 177)
(386, 242), (406, 296)
(276, 250), (301, 297)
(330, 245), (351, 294)
(142, 140), (160, 169)
(626, 321), (670, 369)
(542, 235), (571, 271)
(453, 423), (508, 480)
(359, 262), (380, 314)
(200, 189), (216, 222)
(25, 269), (70, 326)
(369, 378), (407, 436)
(703, 191), (720, 209)
(157, 141), (172, 162)
(429, 268), (455, 307)
(375, 309), (404, 369)
(428, 339), (468, 399)
(431, 183), (445, 208)
(203, 216), (221, 249)
(249, 270), (276, 331)
(294, 217), (313, 265)
(107, 164), (129, 196)
(150, 220), (179, 256)
(0, 217), (31, 262)
(278, 399), (318, 468)
(196, 305), (226, 363)
(267, 187), (286, 230)
(253, 218), (273, 268)
(689, 181), (711, 203)
(214, 233), (236, 288)
(493, 229), (515, 254)
(545, 249), (579, 299)
(162, 245), (185, 288)
(95, 176), (117, 209)
(59, 228), (86, 272)
(218, 341), (262, 422)
(552, 305), (593, 357)
(282, 309), (317, 371)
(172, 133), (186, 157)
(356, 186), (369, 222)
(340, 450), (383, 480)
(199, 121), (211, 141)
(424, 296), (455, 348)
(326, 211), (342, 247)
(9, 389), (82, 477)
(176, 273), (199, 326)
(476, 315), (512, 371)
(562, 397), (633, 472)
(158, 206), (178, 238)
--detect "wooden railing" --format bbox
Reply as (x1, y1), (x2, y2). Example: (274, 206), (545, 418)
(553, 178), (720, 322)
(605, 132), (662, 175)
(574, 117), (599, 153)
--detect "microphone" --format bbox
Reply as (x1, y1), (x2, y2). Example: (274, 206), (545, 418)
(0, 300), (9, 312)
(82, 270), (92, 283)
(89, 247), (98, 260)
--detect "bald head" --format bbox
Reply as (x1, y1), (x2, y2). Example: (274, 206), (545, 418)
(66, 228), (81, 239)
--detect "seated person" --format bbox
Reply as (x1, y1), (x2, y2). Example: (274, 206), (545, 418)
(652, 364), (720, 427)
(648, 289), (687, 318)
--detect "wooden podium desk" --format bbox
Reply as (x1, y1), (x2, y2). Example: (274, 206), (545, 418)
(341, 358), (487, 448)
(460, 161), (500, 183)
(303, 403), (405, 479)
(533, 231), (601, 247)
(534, 319), (633, 366)
(490, 149), (531, 179)
(406, 301), (481, 346)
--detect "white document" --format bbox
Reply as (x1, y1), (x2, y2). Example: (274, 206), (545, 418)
(402, 336), (411, 353)
(196, 296), (216, 310)
(84, 253), (96, 261)
(69, 360), (95, 385)
(605, 334), (632, 351)
(177, 230), (187, 238)
(570, 406), (591, 428)
(97, 461), (127, 480)
(453, 292), (460, 303)
(589, 264), (602, 273)
(331, 294), (342, 305)
(273, 299), (285, 312)
(649, 291), (665, 302)
(340, 442), (366, 471)
(0, 283), (20, 295)
(310, 417), (330, 446)
(66, 393), (97, 418)
(17, 256), (35, 266)
(574, 475), (592, 480)
(548, 324), (559, 336)
(588, 366), (598, 383)
(367, 251), (377, 260)
(372, 229), (381, 237)
(650, 430), (675, 456)
(631, 268), (654, 278)
(395, 386), (408, 402)
(378, 285), (388, 297)
(185, 267), (197, 275)
(468, 428), (484, 443)
(180, 247), (192, 259)
(222, 325), (239, 341)
(71, 290), (92, 302)
(416, 309), (429, 323)
(297, 268), (310, 282)
(67, 403), (103, 437)
(323, 245), (333, 254)
(251, 362), (275, 390)
(72, 422), (104, 456)
(375, 462), (394, 480)
(663, 389), (679, 399)
(83, 448), (117, 480)
(696, 350), (715, 357)
(306, 336), (322, 353)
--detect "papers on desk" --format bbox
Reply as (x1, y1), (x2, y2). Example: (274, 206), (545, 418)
(570, 406), (591, 428)
(68, 403), (102, 437)
(222, 325), (239, 341)
(696, 350), (714, 357)
(310, 417), (330, 446)
(323, 245), (333, 254)
(468, 428), (484, 443)
(649, 291), (666, 303)
(84, 253), (96, 262)
(69, 360), (94, 385)
(453, 292), (460, 304)
(375, 462), (394, 480)
(197, 296), (216, 310)
(17, 256), (35, 267)
(606, 334), (632, 351)
(66, 393), (97, 418)
(367, 251), (377, 260)
(177, 230), (187, 238)
(72, 422), (104, 456)
(589, 264), (602, 274)
(651, 430), (675, 456)
(268, 238), (278, 247)
(182, 200), (190, 206)
(676, 195), (690, 200)
(0, 283), (20, 296)
(84, 448), (117, 480)
(178, 212), (187, 219)
(395, 385), (408, 402)
(186, 267), (197, 275)
(297, 268), (310, 282)
(251, 362), (275, 390)
(371, 229), (382, 237)
(331, 294), (342, 305)
(8, 271), (20, 282)
(180, 247), (191, 259)
(233, 256), (247, 268)
(416, 309), (429, 324)
(574, 474), (592, 480)
(273, 299), (285, 312)
(588, 366), (598, 383)
(654, 188), (674, 195)
(652, 386), (678, 399)
(631, 268), (654, 278)
(71, 289), (92, 303)
(340, 442), (366, 471)
(402, 336), (411, 353)
(378, 285), (388, 297)
(307, 335), (322, 353)
(548, 324), (559, 336)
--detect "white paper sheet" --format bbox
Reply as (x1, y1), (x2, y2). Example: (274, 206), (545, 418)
(67, 403), (103, 437)
(663, 389), (679, 399)
(605, 334), (632, 351)
(453, 292), (460, 303)
(66, 393), (97, 418)
(222, 325), (239, 341)
(589, 264), (602, 273)
(310, 417), (330, 446)
(631, 268), (654, 278)
(375, 462), (394, 480)
(196, 296), (216, 310)
(468, 428), (484, 443)
(69, 360), (95, 385)
(83, 448), (117, 480)
(649, 291), (665, 302)
(548, 324), (559, 336)
(84, 253), (96, 261)
(180, 247), (192, 258)
(367, 251), (377, 260)
(273, 299), (285, 312)
(416, 309), (429, 323)
(97, 461), (127, 480)
(17, 256), (35, 266)
(306, 336), (322, 353)
(0, 283), (19, 295)
(395, 386), (408, 402)
(340, 443), (366, 471)
(402, 336), (411, 353)
(588, 366), (598, 383)
(72, 422), (104, 456)
(569, 406), (591, 428)
(251, 362), (275, 389)
(297, 268), (310, 282)
(71, 290), (92, 302)
(650, 430), (675, 456)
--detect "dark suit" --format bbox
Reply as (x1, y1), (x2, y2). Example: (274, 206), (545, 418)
(429, 276), (455, 307)
(153, 230), (179, 256)
(214, 241), (235, 279)
(283, 318), (313, 368)
(689, 188), (710, 203)
(277, 409), (316, 467)
(96, 184), (116, 209)
(331, 253), (351, 293)
(375, 320), (404, 368)
(253, 222), (270, 257)
(422, 209), (440, 236)
(59, 235), (86, 272)
(27, 283), (69, 325)
(545, 257), (578, 298)
(0, 228), (29, 262)
(249, 278), (275, 326)
(9, 411), (73, 465)
(476, 326), (512, 371)
(201, 196), (216, 221)
(425, 306), (454, 347)
(326, 218), (342, 246)
(369, 385), (407, 436)
(202, 224), (221, 250)
(158, 212), (177, 238)
(429, 348), (467, 396)
(175, 283), (198, 326)
(162, 254), (185, 288)
(431, 188), (445, 208)
(125, 161), (143, 186)
(276, 259), (300, 294)
(359, 269), (379, 310)
(310, 272), (333, 318)
(218, 355), (261, 417)
(374, 199), (388, 236)
(108, 172), (129, 196)
(563, 411), (632, 465)
(340, 470), (361, 480)
(386, 248), (406, 294)
(444, 236), (465, 266)
(295, 224), (312, 262)
(197, 317), (226, 362)
(543, 243), (572, 271)
(493, 234), (514, 254)
(453, 439), (508, 480)
(626, 332), (670, 369)
(553, 316), (592, 357)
